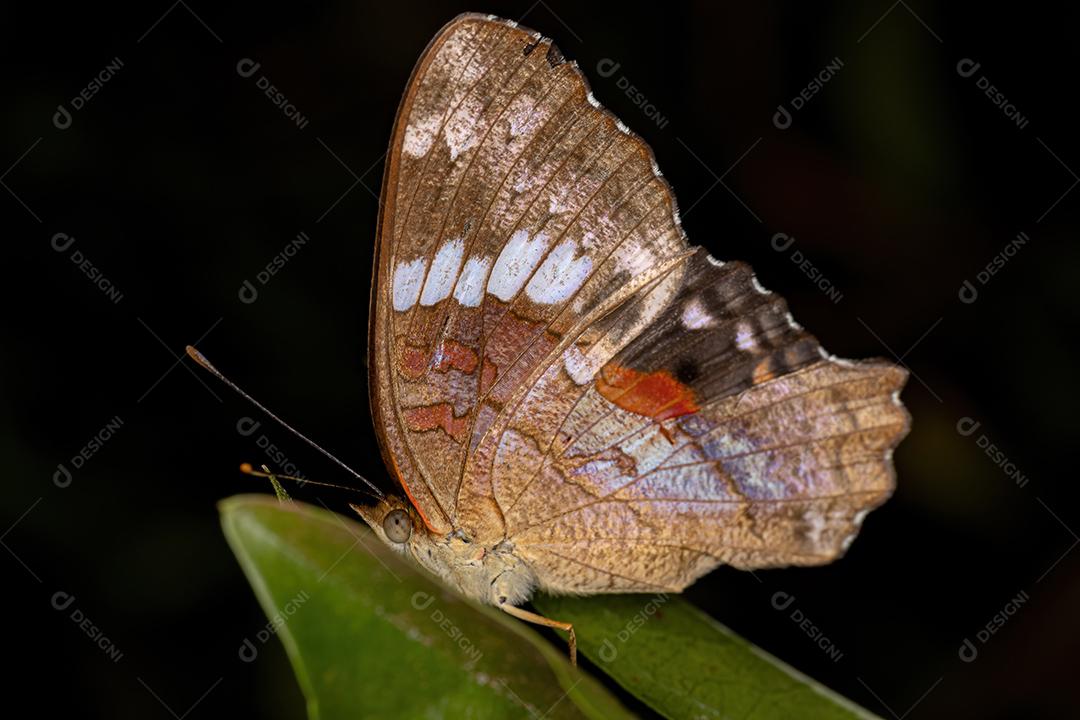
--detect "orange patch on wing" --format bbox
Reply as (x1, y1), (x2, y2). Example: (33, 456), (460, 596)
(403, 403), (469, 443)
(432, 339), (478, 374)
(596, 363), (699, 421)
(399, 345), (428, 379)
(400, 340), (479, 379)
(752, 357), (777, 385)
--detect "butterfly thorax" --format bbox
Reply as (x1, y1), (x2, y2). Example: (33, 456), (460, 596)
(415, 532), (537, 607)
(354, 496), (537, 607)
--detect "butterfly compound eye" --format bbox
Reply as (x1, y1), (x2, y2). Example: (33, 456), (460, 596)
(382, 508), (412, 543)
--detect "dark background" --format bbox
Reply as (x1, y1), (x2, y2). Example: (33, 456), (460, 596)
(4, 1), (1078, 718)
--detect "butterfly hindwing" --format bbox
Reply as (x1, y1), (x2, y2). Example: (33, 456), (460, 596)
(456, 251), (907, 591)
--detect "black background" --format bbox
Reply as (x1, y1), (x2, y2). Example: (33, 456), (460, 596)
(4, 2), (1079, 718)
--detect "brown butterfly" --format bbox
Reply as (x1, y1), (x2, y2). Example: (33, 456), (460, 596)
(350, 13), (910, 663)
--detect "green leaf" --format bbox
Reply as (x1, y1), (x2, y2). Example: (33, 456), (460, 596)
(533, 594), (880, 720)
(219, 495), (635, 720)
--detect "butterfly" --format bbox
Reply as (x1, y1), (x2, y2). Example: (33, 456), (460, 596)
(350, 12), (910, 663)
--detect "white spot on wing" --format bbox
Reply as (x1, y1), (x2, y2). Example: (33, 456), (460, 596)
(818, 346), (857, 368)
(444, 96), (484, 161)
(734, 321), (756, 350)
(617, 243), (655, 276)
(750, 275), (771, 295)
(430, 343), (445, 368)
(525, 239), (592, 304)
(563, 346), (593, 385)
(402, 115), (441, 158)
(507, 95), (537, 138)
(842, 509), (871, 551)
(420, 238), (464, 306)
(681, 298), (716, 330)
(804, 509), (826, 547)
(392, 257), (427, 311)
(453, 255), (492, 307)
(488, 230), (549, 301)
(548, 195), (568, 214)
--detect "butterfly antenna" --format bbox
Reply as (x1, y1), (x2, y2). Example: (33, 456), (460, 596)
(186, 345), (384, 499)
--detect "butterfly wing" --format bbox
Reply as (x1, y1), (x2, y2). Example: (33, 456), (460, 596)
(371, 13), (687, 533)
(468, 251), (908, 592)
(372, 14), (910, 591)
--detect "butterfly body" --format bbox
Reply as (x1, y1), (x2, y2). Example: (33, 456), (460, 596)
(353, 14), (910, 656)
(354, 498), (538, 607)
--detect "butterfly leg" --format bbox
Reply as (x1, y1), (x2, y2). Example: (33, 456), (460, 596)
(499, 603), (577, 666)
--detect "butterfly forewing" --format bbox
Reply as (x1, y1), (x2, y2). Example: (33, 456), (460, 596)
(371, 13), (909, 592)
(373, 14), (687, 532)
